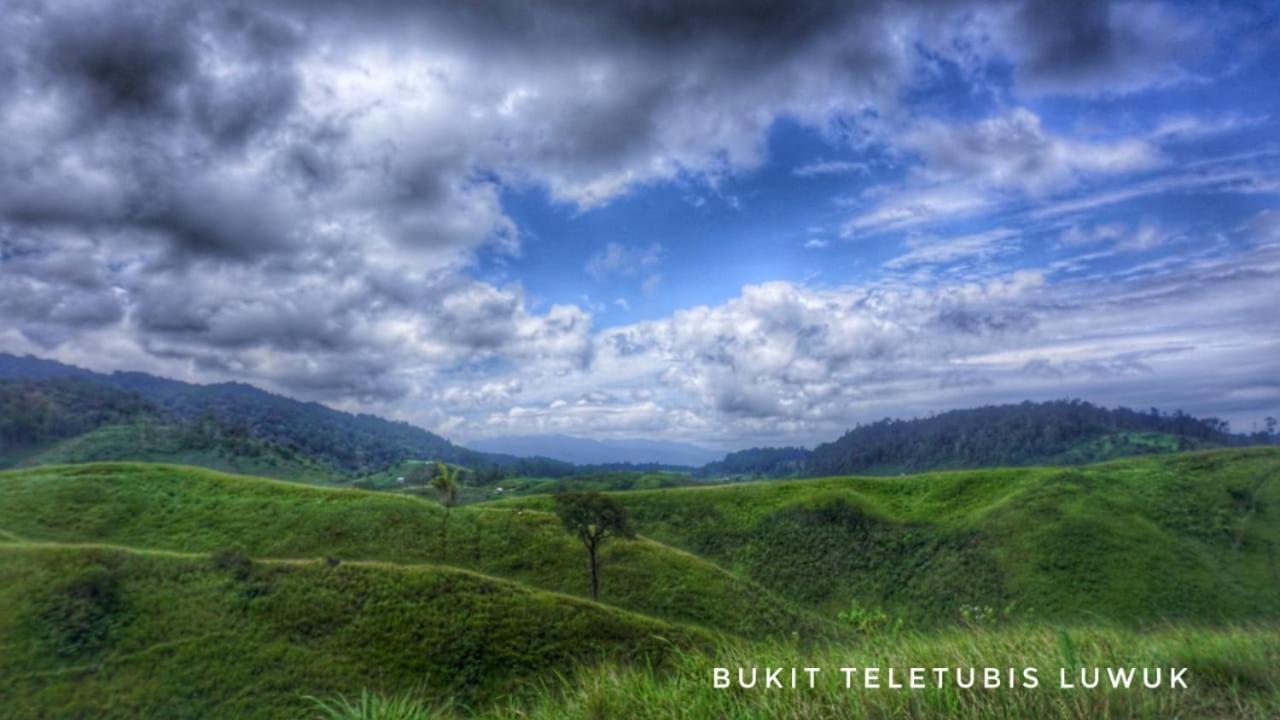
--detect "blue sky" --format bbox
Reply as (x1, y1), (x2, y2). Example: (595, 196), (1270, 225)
(495, 42), (1280, 331)
(1, 0), (1278, 448)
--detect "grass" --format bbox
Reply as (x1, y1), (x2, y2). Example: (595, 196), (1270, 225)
(0, 462), (828, 640)
(502, 448), (1280, 623)
(0, 543), (709, 719)
(308, 624), (1280, 719)
(3, 449), (1279, 718)
(20, 423), (342, 484)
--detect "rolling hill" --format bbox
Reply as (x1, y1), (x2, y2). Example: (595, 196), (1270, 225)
(509, 448), (1280, 622)
(0, 463), (828, 641)
(1, 452), (1278, 717)
(0, 542), (708, 719)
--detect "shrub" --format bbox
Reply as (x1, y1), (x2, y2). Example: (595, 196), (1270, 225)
(211, 548), (253, 581)
(40, 565), (120, 657)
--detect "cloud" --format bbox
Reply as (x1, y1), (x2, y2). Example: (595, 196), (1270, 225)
(586, 242), (665, 280)
(885, 228), (1020, 270)
(1058, 220), (1176, 253)
(903, 108), (1161, 193)
(995, 0), (1206, 96)
(793, 159), (869, 177)
(845, 108), (1161, 236)
(1, 0), (1274, 445)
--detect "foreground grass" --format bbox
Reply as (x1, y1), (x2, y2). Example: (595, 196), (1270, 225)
(314, 625), (1280, 720)
(0, 462), (827, 640)
(505, 448), (1280, 623)
(0, 543), (708, 718)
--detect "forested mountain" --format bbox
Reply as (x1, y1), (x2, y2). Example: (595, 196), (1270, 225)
(0, 378), (154, 448)
(702, 400), (1272, 478)
(695, 446), (809, 478)
(0, 354), (504, 472)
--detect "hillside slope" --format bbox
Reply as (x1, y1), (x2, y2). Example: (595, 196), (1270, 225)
(509, 449), (1280, 623)
(20, 424), (342, 484)
(0, 463), (828, 640)
(0, 354), (502, 472)
(806, 400), (1243, 476)
(699, 400), (1260, 478)
(0, 543), (706, 719)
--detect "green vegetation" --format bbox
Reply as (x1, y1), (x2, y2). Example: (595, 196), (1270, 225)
(508, 449), (1280, 622)
(20, 423), (341, 484)
(554, 491), (636, 600)
(2, 448), (1278, 718)
(0, 354), (504, 473)
(464, 625), (1280, 720)
(0, 463), (827, 640)
(0, 543), (705, 718)
(706, 400), (1269, 479)
(431, 462), (461, 562)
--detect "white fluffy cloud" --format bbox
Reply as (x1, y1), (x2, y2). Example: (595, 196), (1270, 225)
(1, 0), (1271, 447)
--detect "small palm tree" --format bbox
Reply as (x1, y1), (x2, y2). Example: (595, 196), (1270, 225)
(432, 461), (460, 562)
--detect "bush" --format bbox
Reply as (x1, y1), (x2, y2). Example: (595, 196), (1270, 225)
(40, 565), (120, 657)
(211, 548), (253, 581)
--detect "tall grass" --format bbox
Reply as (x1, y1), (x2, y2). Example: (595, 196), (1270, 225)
(306, 689), (450, 720)
(470, 624), (1280, 719)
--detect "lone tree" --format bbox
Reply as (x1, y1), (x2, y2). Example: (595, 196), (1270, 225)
(553, 491), (634, 601)
(432, 461), (460, 562)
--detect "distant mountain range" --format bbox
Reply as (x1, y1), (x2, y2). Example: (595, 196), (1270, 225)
(466, 434), (720, 467)
(3, 353), (1273, 482)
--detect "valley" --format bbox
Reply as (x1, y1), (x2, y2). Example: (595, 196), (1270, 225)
(1, 448), (1277, 718)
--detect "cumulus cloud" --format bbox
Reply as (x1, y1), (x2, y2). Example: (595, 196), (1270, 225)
(433, 241), (1276, 446)
(0, 0), (1272, 445)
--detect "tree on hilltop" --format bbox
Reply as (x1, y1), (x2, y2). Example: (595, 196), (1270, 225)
(553, 491), (634, 601)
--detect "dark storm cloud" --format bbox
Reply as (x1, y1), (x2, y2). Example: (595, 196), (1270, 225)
(35, 1), (300, 139)
(39, 2), (196, 122)
(1003, 0), (1204, 94)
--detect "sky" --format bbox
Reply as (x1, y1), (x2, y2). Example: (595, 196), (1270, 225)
(1, 0), (1278, 450)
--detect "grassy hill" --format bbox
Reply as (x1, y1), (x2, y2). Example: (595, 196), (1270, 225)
(0, 543), (707, 719)
(2, 453), (1279, 718)
(506, 448), (1280, 624)
(19, 424), (342, 484)
(0, 463), (828, 640)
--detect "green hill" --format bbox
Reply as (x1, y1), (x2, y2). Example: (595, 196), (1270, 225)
(508, 448), (1280, 623)
(19, 423), (342, 484)
(2, 453), (1279, 718)
(0, 354), (506, 473)
(0, 543), (707, 719)
(0, 463), (827, 640)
